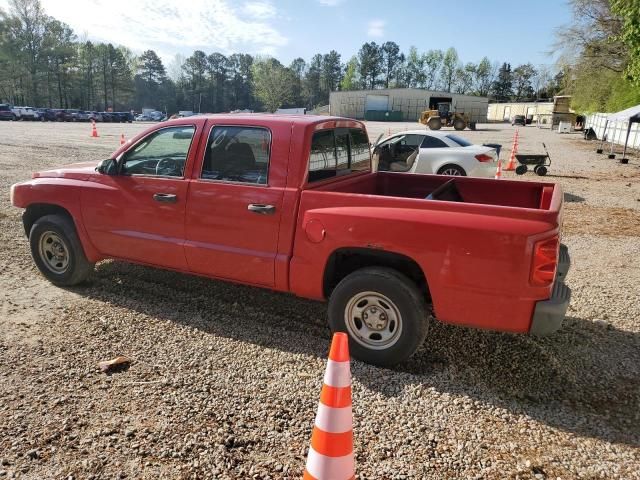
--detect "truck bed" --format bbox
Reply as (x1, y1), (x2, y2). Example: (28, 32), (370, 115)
(308, 172), (561, 219)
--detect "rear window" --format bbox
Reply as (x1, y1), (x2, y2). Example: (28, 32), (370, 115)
(0, 104), (10, 112)
(446, 134), (473, 147)
(308, 128), (370, 183)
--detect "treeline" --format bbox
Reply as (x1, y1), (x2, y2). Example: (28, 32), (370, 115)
(1, 0), (565, 114)
(558, 0), (640, 112)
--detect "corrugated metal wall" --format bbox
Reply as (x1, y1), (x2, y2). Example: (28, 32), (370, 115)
(329, 89), (488, 122)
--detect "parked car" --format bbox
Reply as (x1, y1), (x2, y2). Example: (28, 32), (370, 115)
(24, 107), (42, 120)
(36, 108), (58, 121)
(373, 130), (497, 177)
(135, 113), (151, 121)
(99, 112), (113, 122)
(63, 109), (80, 121)
(76, 111), (91, 121)
(512, 115), (526, 126)
(87, 111), (103, 122)
(0, 103), (17, 120)
(10, 115), (571, 367)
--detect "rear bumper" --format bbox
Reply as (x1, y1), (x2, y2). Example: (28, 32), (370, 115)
(530, 244), (571, 336)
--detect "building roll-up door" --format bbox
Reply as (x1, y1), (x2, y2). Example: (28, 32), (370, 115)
(365, 95), (389, 111)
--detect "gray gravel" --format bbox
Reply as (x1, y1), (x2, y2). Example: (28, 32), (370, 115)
(0, 121), (639, 479)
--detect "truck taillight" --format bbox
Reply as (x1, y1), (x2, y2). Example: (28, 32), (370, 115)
(531, 236), (559, 287)
(475, 154), (493, 162)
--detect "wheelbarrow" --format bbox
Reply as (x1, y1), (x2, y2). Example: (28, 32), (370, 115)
(515, 143), (551, 176)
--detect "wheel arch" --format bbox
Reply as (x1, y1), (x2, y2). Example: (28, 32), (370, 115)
(23, 203), (74, 237)
(323, 247), (431, 300)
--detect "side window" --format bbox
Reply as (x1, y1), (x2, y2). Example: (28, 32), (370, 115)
(421, 135), (448, 149)
(403, 134), (425, 148)
(201, 126), (270, 184)
(308, 128), (371, 183)
(121, 126), (195, 177)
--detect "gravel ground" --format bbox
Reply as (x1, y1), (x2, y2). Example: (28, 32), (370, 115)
(0, 120), (639, 479)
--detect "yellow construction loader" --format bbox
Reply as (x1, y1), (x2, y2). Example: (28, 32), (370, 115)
(419, 102), (476, 131)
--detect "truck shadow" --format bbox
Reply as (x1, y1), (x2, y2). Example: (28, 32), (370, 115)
(76, 260), (639, 448)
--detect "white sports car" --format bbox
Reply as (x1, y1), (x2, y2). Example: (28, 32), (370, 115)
(373, 130), (498, 177)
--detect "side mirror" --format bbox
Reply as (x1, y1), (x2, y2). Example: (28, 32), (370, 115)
(97, 158), (118, 175)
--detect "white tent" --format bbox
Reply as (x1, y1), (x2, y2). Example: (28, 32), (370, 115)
(597, 104), (640, 162)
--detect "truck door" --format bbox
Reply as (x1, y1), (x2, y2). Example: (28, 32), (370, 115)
(82, 124), (200, 270)
(184, 124), (285, 287)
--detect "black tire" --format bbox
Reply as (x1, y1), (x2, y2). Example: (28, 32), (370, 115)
(428, 117), (442, 130)
(29, 214), (94, 286)
(515, 165), (528, 175)
(11, 114), (16, 121)
(453, 118), (466, 130)
(437, 164), (466, 176)
(536, 165), (548, 176)
(328, 267), (429, 367)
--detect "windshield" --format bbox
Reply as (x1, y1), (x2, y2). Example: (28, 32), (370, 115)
(446, 134), (473, 147)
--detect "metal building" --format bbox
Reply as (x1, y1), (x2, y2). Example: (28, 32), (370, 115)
(329, 88), (488, 123)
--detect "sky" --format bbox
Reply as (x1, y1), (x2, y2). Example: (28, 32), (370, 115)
(2, 0), (573, 70)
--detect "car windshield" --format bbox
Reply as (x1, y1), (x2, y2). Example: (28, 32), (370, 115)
(446, 134), (473, 147)
(0, 105), (10, 111)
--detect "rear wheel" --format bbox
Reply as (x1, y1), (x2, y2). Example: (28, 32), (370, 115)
(29, 214), (94, 286)
(453, 118), (466, 130)
(437, 164), (466, 176)
(427, 117), (442, 130)
(328, 267), (428, 367)
(515, 165), (528, 175)
(535, 165), (547, 176)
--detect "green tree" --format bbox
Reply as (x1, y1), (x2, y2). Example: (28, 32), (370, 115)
(381, 41), (401, 88)
(252, 57), (295, 112)
(226, 53), (253, 110)
(512, 63), (537, 100)
(305, 54), (322, 107)
(340, 56), (359, 91)
(358, 42), (383, 89)
(473, 57), (495, 96)
(611, 0), (640, 84)
(454, 62), (476, 94)
(289, 57), (306, 104)
(207, 52), (227, 112)
(440, 47), (458, 92)
(422, 49), (443, 89)
(5, 0), (48, 104)
(320, 50), (342, 101)
(491, 62), (513, 100)
(404, 46), (424, 88)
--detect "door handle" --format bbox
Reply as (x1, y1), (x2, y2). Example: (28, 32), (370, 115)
(153, 193), (178, 203)
(247, 204), (276, 215)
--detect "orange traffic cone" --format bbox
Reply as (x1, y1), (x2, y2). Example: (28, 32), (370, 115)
(504, 130), (518, 171)
(90, 120), (99, 138)
(120, 133), (126, 145)
(303, 332), (354, 480)
(495, 158), (503, 179)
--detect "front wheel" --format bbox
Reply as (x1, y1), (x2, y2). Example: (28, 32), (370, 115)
(29, 214), (94, 286)
(328, 267), (429, 367)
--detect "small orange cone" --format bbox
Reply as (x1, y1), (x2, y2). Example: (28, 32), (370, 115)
(303, 332), (355, 480)
(495, 158), (503, 179)
(504, 130), (518, 171)
(90, 120), (99, 138)
(120, 133), (126, 145)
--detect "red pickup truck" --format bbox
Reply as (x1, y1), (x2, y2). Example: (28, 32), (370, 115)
(10, 115), (570, 366)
